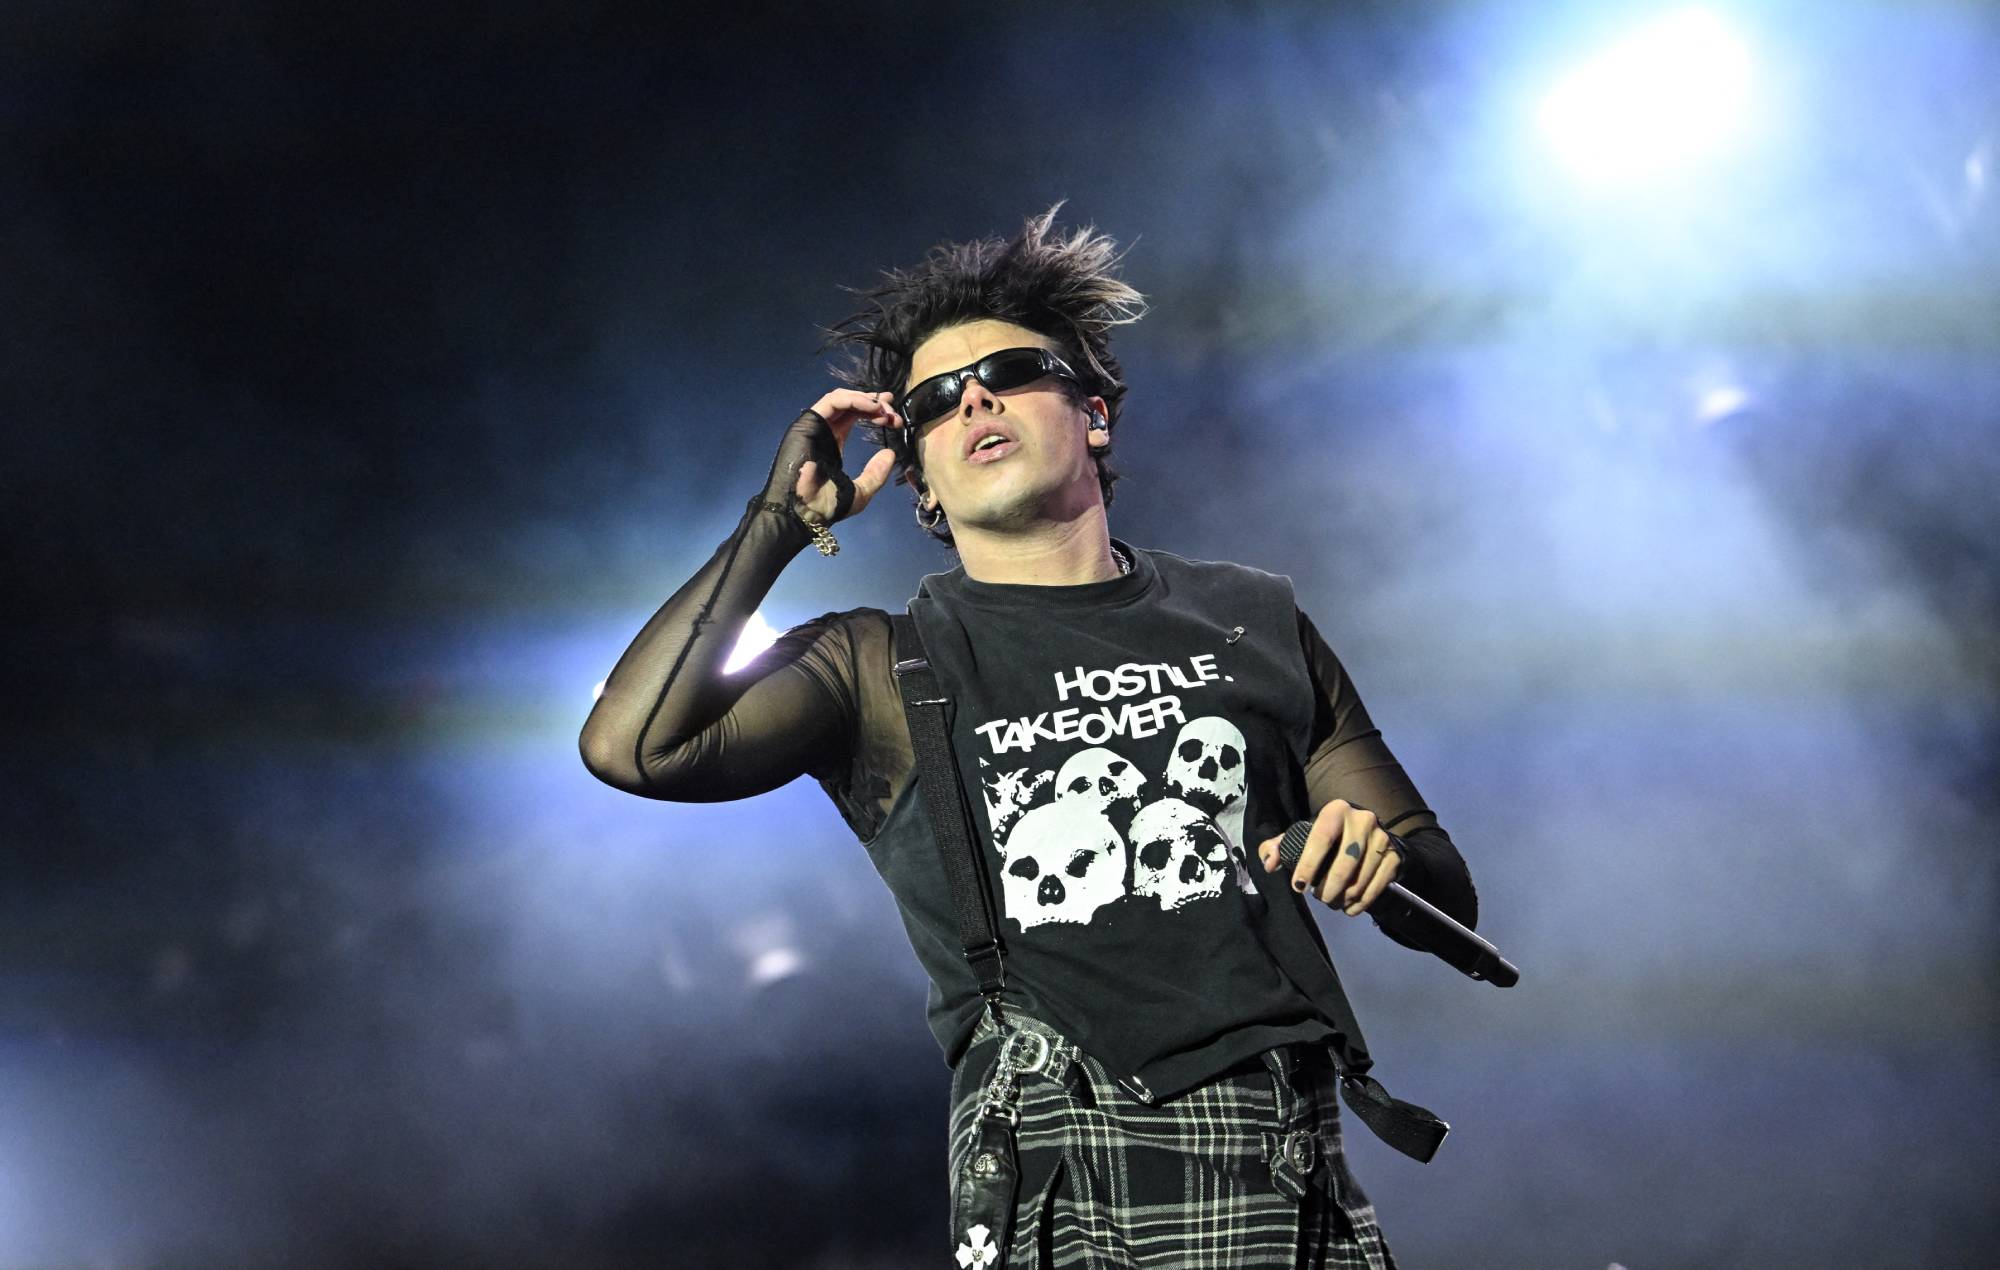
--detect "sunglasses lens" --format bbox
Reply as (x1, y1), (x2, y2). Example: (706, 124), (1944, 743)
(901, 378), (958, 427)
(976, 348), (1050, 393)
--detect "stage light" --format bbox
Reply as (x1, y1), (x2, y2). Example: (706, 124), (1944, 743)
(724, 610), (780, 673)
(586, 609), (781, 700)
(731, 912), (807, 990)
(1539, 8), (1753, 186)
(1695, 384), (1751, 425)
(748, 946), (806, 988)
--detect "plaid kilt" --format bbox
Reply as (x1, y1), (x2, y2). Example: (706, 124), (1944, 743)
(946, 1012), (1397, 1269)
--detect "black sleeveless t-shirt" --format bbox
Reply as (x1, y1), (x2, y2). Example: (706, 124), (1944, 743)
(861, 543), (1378, 1102)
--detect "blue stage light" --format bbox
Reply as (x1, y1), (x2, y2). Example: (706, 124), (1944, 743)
(724, 609), (781, 674)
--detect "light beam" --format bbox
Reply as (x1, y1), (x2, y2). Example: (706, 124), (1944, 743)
(1539, 9), (1754, 187)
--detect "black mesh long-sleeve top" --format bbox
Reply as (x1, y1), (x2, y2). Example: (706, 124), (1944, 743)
(581, 432), (1477, 1100)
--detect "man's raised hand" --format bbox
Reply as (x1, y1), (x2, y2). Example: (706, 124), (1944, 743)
(792, 389), (901, 524)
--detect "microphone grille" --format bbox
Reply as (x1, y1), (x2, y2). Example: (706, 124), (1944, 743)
(1277, 820), (1314, 867)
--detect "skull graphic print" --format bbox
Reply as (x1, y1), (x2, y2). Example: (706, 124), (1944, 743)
(1128, 798), (1236, 910)
(997, 798), (1128, 929)
(1052, 745), (1146, 836)
(1163, 716), (1254, 890)
(968, 646), (1268, 932)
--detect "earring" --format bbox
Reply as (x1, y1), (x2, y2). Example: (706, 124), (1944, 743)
(916, 498), (945, 531)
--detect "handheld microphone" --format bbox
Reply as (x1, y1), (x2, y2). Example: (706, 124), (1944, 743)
(1275, 821), (1519, 988)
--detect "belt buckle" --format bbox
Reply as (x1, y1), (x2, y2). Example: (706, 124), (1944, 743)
(1005, 1028), (1052, 1076)
(1286, 1128), (1318, 1175)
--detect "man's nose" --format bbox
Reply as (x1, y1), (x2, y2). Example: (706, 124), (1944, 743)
(956, 376), (1001, 419)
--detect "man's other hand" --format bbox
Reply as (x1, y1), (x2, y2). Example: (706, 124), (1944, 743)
(1255, 799), (1403, 917)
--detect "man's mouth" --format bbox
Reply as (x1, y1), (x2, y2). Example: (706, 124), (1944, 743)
(963, 426), (1018, 464)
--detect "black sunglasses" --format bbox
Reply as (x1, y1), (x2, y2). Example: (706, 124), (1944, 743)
(897, 346), (1082, 435)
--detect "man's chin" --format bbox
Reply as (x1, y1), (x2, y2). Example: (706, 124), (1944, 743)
(950, 504), (1034, 536)
(954, 489), (1099, 536)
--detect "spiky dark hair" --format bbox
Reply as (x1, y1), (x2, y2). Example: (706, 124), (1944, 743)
(817, 201), (1148, 545)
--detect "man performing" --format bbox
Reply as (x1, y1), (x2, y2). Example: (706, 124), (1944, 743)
(579, 203), (1478, 1268)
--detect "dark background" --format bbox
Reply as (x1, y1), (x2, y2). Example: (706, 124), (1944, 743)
(4, 1), (1996, 1266)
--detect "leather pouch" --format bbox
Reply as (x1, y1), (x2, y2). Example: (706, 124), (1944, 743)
(950, 1111), (1020, 1268)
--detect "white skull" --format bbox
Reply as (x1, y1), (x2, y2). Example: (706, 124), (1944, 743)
(1165, 717), (1255, 890)
(997, 799), (1127, 930)
(1164, 716), (1247, 816)
(1129, 798), (1235, 910)
(1053, 746), (1146, 829)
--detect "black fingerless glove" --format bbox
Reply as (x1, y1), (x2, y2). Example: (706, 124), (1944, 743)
(759, 408), (857, 524)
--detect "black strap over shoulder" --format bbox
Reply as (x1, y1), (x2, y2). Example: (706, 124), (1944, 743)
(890, 613), (1008, 1018)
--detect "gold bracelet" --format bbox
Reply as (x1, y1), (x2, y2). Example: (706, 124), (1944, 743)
(795, 506), (839, 557)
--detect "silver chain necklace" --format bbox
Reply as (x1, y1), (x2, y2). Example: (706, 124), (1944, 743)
(1112, 544), (1132, 577)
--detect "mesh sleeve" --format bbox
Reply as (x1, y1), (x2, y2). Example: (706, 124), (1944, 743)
(578, 497), (854, 801)
(1297, 608), (1479, 938)
(577, 493), (911, 838)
